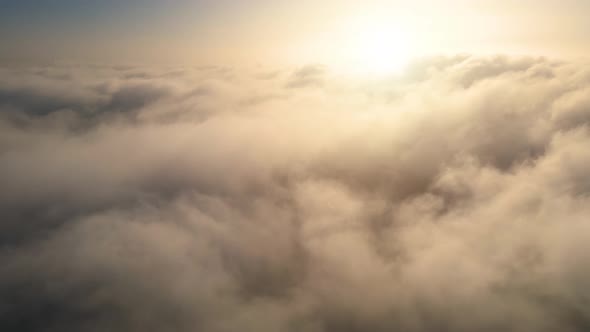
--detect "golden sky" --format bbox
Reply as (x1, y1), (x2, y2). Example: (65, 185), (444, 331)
(1, 0), (589, 65)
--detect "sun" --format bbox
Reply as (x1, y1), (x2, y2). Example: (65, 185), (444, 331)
(297, 13), (415, 75)
(328, 16), (413, 75)
(349, 21), (411, 73)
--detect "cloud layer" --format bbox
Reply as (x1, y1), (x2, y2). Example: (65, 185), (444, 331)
(2, 56), (590, 331)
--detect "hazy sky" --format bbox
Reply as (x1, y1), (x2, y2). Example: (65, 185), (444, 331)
(1, 0), (590, 65)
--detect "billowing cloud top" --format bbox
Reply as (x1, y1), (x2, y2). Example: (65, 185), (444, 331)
(2, 56), (590, 331)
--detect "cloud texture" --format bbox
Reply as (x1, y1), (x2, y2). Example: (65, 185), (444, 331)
(2, 56), (590, 331)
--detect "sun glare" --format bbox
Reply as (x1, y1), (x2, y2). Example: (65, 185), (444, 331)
(337, 16), (413, 75)
(352, 24), (410, 73)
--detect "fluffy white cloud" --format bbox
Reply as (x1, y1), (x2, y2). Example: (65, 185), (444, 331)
(1, 56), (590, 331)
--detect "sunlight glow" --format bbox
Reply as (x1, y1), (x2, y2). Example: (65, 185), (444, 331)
(344, 18), (412, 74)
